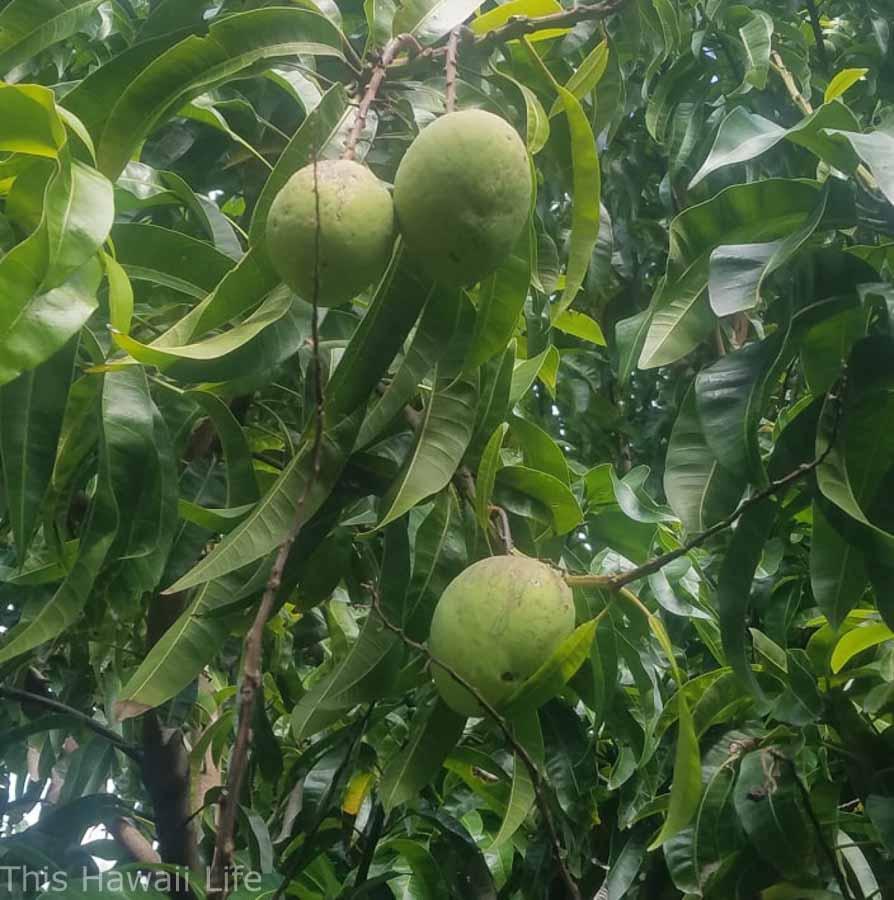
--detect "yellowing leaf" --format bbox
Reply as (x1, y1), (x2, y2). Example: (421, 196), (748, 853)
(552, 309), (606, 345)
(472, 0), (566, 42)
(824, 67), (869, 104)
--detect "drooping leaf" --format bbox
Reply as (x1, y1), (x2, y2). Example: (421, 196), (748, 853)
(380, 696), (466, 812)
(378, 368), (479, 528)
(0, 337), (78, 559)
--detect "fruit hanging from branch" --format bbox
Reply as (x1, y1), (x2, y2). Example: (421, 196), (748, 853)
(394, 109), (532, 286)
(428, 555), (574, 716)
(266, 158), (395, 307)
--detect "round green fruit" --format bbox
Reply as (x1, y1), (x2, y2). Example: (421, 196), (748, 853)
(266, 159), (394, 307)
(393, 109), (532, 286)
(428, 555), (574, 716)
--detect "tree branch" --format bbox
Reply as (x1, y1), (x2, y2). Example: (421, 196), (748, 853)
(343, 33), (423, 160)
(565, 373), (847, 592)
(208, 143), (327, 900)
(0, 685), (142, 762)
(444, 28), (461, 113)
(804, 0), (828, 69)
(366, 587), (581, 900)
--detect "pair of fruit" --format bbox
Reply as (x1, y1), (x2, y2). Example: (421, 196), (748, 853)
(266, 109), (532, 305)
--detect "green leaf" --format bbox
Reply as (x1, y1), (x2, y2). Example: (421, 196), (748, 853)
(527, 45), (601, 317)
(640, 179), (826, 369)
(185, 391), (260, 506)
(502, 619), (598, 715)
(810, 503), (868, 630)
(0, 337), (78, 559)
(385, 839), (450, 900)
(689, 103), (861, 187)
(474, 423), (508, 532)
(0, 0), (103, 78)
(0, 83), (67, 158)
(509, 414), (570, 484)
(549, 39), (609, 116)
(102, 251), (134, 335)
(393, 0), (481, 45)
(325, 245), (429, 421)
(718, 499), (777, 701)
(824, 128), (894, 207)
(291, 613), (403, 740)
(495, 466), (582, 534)
(708, 182), (832, 316)
(111, 222), (235, 298)
(551, 309), (606, 346)
(830, 622), (894, 674)
(733, 750), (814, 878)
(498, 74), (550, 155)
(96, 8), (344, 179)
(380, 696), (466, 812)
(648, 682), (700, 849)
(737, 10), (773, 90)
(359, 283), (464, 448)
(378, 368), (479, 528)
(115, 562), (269, 719)
(695, 327), (790, 486)
(824, 68), (868, 103)
(0, 370), (133, 664)
(489, 709), (543, 849)
(165, 406), (362, 592)
(664, 385), (745, 534)
(114, 288), (310, 384)
(466, 222), (531, 369)
(472, 0), (566, 43)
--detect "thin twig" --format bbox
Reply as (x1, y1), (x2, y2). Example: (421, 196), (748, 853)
(444, 28), (461, 113)
(387, 0), (628, 74)
(208, 141), (327, 900)
(770, 50), (876, 192)
(367, 586), (582, 900)
(343, 33), (423, 160)
(0, 686), (142, 762)
(565, 373), (847, 592)
(489, 505), (514, 554)
(804, 0), (828, 69)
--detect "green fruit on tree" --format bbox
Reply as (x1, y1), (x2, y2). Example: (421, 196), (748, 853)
(266, 158), (394, 306)
(393, 109), (532, 286)
(428, 555), (574, 716)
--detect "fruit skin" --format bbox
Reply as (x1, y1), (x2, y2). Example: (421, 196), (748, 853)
(266, 159), (394, 307)
(393, 109), (532, 286)
(428, 555), (574, 716)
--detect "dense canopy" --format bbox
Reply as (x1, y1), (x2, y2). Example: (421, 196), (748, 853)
(1, 0), (894, 898)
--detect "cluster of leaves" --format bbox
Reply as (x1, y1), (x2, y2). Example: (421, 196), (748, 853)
(2, 0), (894, 898)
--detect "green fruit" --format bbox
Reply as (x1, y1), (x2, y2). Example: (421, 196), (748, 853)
(428, 555), (574, 716)
(393, 109), (532, 286)
(266, 159), (394, 307)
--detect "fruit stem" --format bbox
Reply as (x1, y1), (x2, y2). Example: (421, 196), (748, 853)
(444, 28), (461, 113)
(343, 33), (423, 160)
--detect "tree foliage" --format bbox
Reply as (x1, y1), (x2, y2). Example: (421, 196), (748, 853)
(2, 0), (894, 897)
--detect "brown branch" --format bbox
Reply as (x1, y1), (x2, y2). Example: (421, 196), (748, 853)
(367, 587), (582, 900)
(566, 373), (847, 592)
(343, 33), (423, 160)
(110, 817), (162, 866)
(444, 28), (461, 113)
(387, 0), (627, 74)
(208, 144), (327, 900)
